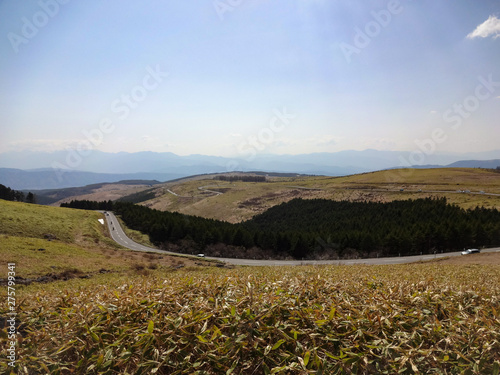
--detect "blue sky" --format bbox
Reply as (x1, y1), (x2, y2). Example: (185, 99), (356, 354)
(1, 0), (499, 158)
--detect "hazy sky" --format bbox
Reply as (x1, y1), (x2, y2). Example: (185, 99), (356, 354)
(1, 0), (499, 158)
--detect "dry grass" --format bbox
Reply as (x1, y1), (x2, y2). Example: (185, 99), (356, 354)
(139, 168), (500, 223)
(2, 263), (499, 374)
(0, 200), (219, 280)
(50, 183), (157, 207)
(1, 196), (500, 373)
(430, 251), (500, 266)
(0, 233), (218, 281)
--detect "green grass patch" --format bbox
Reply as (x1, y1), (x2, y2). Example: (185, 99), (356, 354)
(0, 200), (140, 278)
(0, 199), (111, 246)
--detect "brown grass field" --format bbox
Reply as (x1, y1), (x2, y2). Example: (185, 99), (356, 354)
(0, 200), (221, 281)
(429, 250), (500, 265)
(1, 178), (500, 373)
(50, 182), (156, 207)
(2, 262), (499, 374)
(139, 168), (500, 223)
(43, 168), (500, 223)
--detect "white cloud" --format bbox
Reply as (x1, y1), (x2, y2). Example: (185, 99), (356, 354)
(467, 15), (500, 40)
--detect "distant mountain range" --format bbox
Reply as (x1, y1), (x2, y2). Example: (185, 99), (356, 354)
(0, 149), (499, 190)
(0, 168), (182, 190)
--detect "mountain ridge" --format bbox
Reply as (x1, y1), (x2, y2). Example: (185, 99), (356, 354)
(1, 149), (499, 189)
(2, 149), (500, 173)
(0, 168), (182, 190)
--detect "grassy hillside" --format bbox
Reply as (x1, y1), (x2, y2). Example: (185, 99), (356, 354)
(0, 198), (112, 244)
(1, 185), (500, 373)
(3, 263), (499, 374)
(139, 168), (500, 223)
(0, 200), (214, 278)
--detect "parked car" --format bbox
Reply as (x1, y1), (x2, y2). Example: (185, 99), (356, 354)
(461, 249), (480, 255)
(196, 253), (205, 258)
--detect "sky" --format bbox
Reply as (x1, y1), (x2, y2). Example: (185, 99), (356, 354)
(0, 0), (499, 159)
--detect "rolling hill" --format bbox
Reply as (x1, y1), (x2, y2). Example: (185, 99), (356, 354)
(1, 149), (499, 189)
(16, 168), (499, 224)
(126, 168), (500, 223)
(0, 199), (212, 280)
(1, 175), (499, 374)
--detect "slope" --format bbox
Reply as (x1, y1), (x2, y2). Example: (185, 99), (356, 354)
(137, 168), (500, 223)
(0, 200), (212, 279)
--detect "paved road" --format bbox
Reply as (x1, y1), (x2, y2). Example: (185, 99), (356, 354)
(198, 185), (223, 196)
(103, 211), (175, 256)
(101, 211), (500, 266)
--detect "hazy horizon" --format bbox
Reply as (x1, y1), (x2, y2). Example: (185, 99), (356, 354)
(1, 147), (500, 173)
(2, 147), (500, 158)
(1, 1), (500, 161)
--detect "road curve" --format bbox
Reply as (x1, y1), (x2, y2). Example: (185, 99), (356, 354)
(198, 185), (224, 196)
(101, 211), (500, 266)
(103, 211), (174, 256)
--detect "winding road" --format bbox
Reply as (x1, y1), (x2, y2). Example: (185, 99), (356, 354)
(164, 185), (224, 199)
(102, 211), (499, 266)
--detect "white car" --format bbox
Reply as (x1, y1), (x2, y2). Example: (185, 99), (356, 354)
(461, 249), (480, 255)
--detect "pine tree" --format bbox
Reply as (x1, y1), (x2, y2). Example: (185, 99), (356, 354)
(26, 192), (36, 204)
